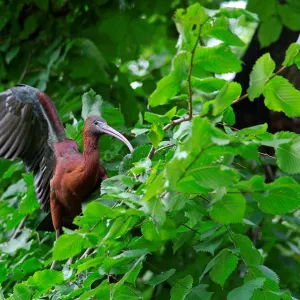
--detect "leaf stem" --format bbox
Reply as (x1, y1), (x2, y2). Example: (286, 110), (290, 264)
(226, 226), (248, 267)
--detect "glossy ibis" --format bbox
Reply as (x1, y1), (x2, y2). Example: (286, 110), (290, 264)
(0, 85), (133, 245)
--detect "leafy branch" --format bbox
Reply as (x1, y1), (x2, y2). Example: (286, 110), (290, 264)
(232, 65), (287, 105)
(147, 20), (209, 159)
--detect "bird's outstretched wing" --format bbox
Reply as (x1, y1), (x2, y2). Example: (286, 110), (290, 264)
(0, 85), (65, 210)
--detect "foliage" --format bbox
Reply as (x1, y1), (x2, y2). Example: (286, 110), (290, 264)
(0, 0), (300, 299)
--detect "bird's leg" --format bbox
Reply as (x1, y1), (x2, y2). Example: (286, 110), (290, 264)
(50, 197), (62, 270)
(55, 229), (61, 239)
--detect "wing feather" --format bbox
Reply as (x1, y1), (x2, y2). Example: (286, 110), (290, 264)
(0, 85), (65, 211)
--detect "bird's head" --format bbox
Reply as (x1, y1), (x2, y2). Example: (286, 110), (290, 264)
(85, 115), (133, 152)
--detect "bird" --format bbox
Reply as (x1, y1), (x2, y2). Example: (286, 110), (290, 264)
(0, 84), (133, 242)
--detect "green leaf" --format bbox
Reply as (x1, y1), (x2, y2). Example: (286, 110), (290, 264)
(186, 284), (213, 300)
(164, 192), (190, 211)
(173, 230), (195, 253)
(194, 234), (224, 255)
(19, 174), (39, 214)
(167, 117), (230, 190)
(142, 219), (177, 242)
(227, 278), (265, 300)
(283, 43), (300, 68)
(148, 123), (164, 148)
(213, 82), (241, 115)
(247, 0), (277, 21)
(234, 234), (262, 265)
(222, 106), (236, 126)
(170, 275), (193, 300)
(210, 191), (246, 224)
(34, 0), (48, 11)
(143, 197), (166, 225)
(184, 165), (240, 190)
(175, 3), (209, 51)
(148, 269), (176, 286)
(257, 265), (279, 284)
(245, 265), (280, 292)
(237, 123), (268, 137)
(145, 112), (170, 124)
(53, 234), (92, 260)
(126, 261), (143, 286)
(5, 46), (20, 64)
(19, 257), (43, 275)
(263, 75), (300, 117)
(209, 249), (239, 286)
(143, 171), (165, 201)
(0, 229), (32, 254)
(77, 257), (104, 274)
(26, 270), (63, 297)
(148, 51), (189, 107)
(278, 4), (300, 30)
(76, 202), (118, 227)
(12, 283), (32, 300)
(251, 290), (281, 300)
(20, 15), (38, 40)
(217, 7), (258, 22)
(103, 216), (138, 241)
(103, 250), (148, 273)
(275, 131), (300, 174)
(247, 53), (276, 101)
(205, 17), (244, 47)
(235, 175), (265, 193)
(194, 44), (242, 74)
(254, 177), (300, 214)
(191, 77), (226, 93)
(81, 89), (103, 120)
(258, 17), (282, 48)
(112, 257), (146, 296)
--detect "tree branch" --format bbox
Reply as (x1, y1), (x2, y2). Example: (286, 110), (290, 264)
(147, 21), (208, 160)
(153, 144), (175, 156)
(232, 65), (287, 105)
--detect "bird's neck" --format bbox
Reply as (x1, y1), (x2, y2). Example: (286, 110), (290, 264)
(83, 133), (100, 165)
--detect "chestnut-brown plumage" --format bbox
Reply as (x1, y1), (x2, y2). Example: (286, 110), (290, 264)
(0, 85), (133, 242)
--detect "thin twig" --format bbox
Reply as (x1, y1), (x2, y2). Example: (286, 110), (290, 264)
(199, 195), (210, 203)
(231, 93), (248, 105)
(18, 50), (35, 84)
(153, 144), (175, 156)
(259, 152), (275, 159)
(79, 248), (94, 260)
(11, 214), (29, 239)
(181, 224), (202, 235)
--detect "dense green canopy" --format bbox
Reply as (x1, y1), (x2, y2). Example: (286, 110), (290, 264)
(1, 0), (300, 299)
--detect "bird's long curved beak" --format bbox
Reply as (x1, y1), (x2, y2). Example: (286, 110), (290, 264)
(101, 124), (134, 153)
